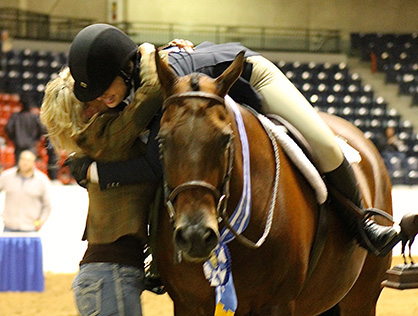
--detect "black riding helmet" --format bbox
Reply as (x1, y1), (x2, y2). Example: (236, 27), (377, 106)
(69, 23), (138, 102)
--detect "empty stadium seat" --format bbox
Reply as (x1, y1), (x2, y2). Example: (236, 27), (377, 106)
(406, 170), (418, 185)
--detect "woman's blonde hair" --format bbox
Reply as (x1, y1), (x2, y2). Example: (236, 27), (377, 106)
(40, 67), (87, 153)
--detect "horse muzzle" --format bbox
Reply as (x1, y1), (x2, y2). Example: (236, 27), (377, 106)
(174, 216), (220, 261)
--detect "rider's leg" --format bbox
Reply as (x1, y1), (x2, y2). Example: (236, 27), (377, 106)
(247, 55), (400, 256)
(247, 56), (343, 172)
(324, 157), (400, 255)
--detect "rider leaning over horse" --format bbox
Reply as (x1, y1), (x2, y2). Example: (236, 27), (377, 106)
(64, 24), (403, 257)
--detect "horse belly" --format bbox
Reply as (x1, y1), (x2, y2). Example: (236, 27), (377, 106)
(294, 215), (368, 316)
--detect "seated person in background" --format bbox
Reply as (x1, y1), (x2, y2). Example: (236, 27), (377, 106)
(376, 126), (406, 152)
(375, 126), (407, 162)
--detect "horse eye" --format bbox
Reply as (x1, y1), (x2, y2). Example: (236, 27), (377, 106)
(218, 112), (226, 121)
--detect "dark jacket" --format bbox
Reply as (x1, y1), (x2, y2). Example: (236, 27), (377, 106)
(169, 41), (262, 110)
(6, 110), (44, 151)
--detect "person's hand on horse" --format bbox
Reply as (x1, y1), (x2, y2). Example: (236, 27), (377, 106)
(64, 153), (94, 188)
(169, 39), (194, 53)
(160, 39), (194, 53)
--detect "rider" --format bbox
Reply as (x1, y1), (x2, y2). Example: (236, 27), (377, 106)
(66, 25), (401, 261)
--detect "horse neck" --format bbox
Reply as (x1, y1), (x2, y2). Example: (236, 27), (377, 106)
(226, 101), (309, 216)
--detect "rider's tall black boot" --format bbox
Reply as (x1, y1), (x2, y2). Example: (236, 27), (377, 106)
(325, 157), (401, 256)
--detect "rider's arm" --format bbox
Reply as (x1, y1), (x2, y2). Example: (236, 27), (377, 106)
(90, 114), (162, 189)
(94, 156), (162, 190)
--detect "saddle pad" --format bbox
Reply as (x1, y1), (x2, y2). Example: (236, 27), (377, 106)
(257, 114), (361, 205)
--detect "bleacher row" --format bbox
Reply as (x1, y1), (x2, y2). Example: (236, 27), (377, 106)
(0, 49), (68, 107)
(273, 57), (418, 185)
(0, 40), (417, 185)
(351, 32), (418, 106)
(0, 48), (69, 179)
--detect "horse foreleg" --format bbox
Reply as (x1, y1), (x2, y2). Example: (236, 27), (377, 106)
(409, 240), (415, 265)
(401, 241), (407, 265)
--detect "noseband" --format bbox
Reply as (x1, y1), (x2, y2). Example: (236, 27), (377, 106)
(161, 91), (234, 223)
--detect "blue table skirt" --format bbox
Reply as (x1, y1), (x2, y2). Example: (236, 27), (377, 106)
(0, 234), (44, 292)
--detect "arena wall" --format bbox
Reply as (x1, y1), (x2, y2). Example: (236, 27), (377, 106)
(1, 184), (415, 274)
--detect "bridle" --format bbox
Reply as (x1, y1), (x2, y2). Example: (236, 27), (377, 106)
(161, 91), (234, 224)
(160, 91), (280, 250)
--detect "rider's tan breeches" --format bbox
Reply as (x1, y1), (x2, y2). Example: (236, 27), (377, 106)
(247, 55), (344, 173)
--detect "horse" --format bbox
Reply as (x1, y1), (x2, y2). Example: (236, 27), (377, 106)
(153, 50), (393, 316)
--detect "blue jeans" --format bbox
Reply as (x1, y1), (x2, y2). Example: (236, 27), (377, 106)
(72, 263), (144, 316)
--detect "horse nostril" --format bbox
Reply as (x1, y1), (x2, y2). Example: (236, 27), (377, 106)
(203, 228), (219, 250)
(174, 225), (219, 259)
(174, 227), (190, 252)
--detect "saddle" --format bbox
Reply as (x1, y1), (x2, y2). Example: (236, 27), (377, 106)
(263, 112), (417, 261)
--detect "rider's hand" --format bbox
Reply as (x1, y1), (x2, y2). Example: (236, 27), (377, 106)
(64, 153), (94, 188)
(168, 39), (194, 53)
(160, 39), (194, 53)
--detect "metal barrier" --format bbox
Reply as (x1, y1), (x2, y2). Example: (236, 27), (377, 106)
(120, 22), (341, 53)
(0, 8), (341, 52)
(0, 8), (93, 42)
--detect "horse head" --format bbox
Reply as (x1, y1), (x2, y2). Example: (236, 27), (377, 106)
(155, 48), (245, 261)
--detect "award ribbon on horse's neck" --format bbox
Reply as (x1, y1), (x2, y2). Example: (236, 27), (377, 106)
(203, 95), (252, 316)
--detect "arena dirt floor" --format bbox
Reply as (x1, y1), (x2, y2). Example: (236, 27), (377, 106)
(0, 256), (417, 316)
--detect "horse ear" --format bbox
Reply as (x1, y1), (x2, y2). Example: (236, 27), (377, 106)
(155, 46), (178, 94)
(215, 51), (245, 97)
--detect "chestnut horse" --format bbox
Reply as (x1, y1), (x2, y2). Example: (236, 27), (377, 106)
(154, 51), (393, 316)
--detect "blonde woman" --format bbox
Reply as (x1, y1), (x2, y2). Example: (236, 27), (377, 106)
(41, 44), (163, 316)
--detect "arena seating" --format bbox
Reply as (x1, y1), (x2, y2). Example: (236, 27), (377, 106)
(0, 48), (68, 177)
(351, 32), (418, 106)
(275, 58), (418, 185)
(1, 48), (67, 106)
(0, 46), (416, 184)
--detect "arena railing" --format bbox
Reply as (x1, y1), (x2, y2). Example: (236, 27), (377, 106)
(118, 22), (341, 53)
(0, 8), (93, 42)
(0, 8), (341, 53)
